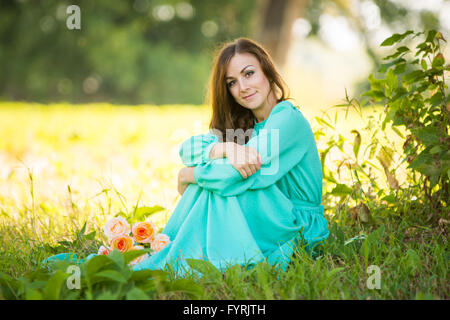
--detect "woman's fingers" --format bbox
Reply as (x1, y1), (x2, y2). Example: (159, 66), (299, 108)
(229, 145), (263, 178)
(239, 168), (248, 179)
(241, 164), (259, 179)
(249, 164), (258, 175)
(243, 167), (251, 179)
(245, 166), (254, 177)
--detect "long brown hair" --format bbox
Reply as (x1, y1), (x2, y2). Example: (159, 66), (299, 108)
(205, 37), (291, 144)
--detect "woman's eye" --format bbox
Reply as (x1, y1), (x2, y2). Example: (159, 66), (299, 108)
(227, 71), (253, 87)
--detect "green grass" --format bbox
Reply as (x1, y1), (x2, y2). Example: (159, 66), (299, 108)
(0, 102), (448, 299)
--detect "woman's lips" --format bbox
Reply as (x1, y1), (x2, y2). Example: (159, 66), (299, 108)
(244, 93), (256, 100)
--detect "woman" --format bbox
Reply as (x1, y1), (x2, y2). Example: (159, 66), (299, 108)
(132, 38), (329, 275)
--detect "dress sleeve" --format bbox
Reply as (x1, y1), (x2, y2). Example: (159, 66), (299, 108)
(179, 131), (219, 167)
(193, 103), (315, 196)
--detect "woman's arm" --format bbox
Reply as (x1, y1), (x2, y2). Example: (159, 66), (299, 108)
(193, 103), (315, 197)
(208, 142), (228, 159)
(177, 167), (195, 195)
(178, 141), (263, 195)
(179, 132), (220, 166)
(212, 142), (262, 178)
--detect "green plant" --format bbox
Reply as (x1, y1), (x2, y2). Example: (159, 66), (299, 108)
(362, 30), (449, 213)
(0, 249), (204, 300)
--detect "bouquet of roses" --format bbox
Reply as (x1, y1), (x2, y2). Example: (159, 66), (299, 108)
(97, 217), (170, 266)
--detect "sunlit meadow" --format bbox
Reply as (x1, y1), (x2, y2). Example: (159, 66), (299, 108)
(0, 102), (446, 300)
(0, 102), (400, 269)
(0, 102), (213, 274)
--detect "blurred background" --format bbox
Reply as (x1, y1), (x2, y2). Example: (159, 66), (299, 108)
(0, 2), (449, 286)
(1, 0), (449, 109)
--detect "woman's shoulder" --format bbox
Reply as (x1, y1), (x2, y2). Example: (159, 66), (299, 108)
(271, 100), (307, 123)
(267, 100), (315, 140)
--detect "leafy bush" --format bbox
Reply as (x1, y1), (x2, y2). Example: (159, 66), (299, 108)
(362, 30), (449, 213)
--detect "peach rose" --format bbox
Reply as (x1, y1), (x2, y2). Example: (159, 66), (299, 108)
(110, 235), (134, 253)
(128, 246), (149, 266)
(98, 245), (112, 255)
(104, 217), (130, 241)
(132, 221), (156, 244)
(151, 234), (170, 252)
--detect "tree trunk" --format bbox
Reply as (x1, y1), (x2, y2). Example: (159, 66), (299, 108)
(252, 0), (310, 70)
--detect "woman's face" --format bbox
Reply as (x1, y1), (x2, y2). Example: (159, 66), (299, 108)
(225, 52), (273, 112)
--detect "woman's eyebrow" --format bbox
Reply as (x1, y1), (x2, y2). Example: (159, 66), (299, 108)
(226, 65), (254, 80)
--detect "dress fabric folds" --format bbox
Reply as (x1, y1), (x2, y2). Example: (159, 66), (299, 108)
(132, 100), (329, 275)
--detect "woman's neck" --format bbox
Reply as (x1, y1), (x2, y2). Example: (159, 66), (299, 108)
(253, 92), (278, 123)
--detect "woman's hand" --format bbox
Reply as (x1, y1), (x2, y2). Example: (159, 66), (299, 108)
(178, 167), (195, 195)
(224, 142), (262, 179)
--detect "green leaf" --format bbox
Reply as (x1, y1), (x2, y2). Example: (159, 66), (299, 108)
(86, 255), (113, 276)
(404, 70), (426, 83)
(79, 221), (87, 236)
(363, 89), (385, 101)
(315, 116), (335, 130)
(381, 194), (396, 204)
(326, 267), (345, 281)
(391, 86), (409, 101)
(130, 269), (168, 282)
(382, 46), (410, 60)
(432, 53), (445, 68)
(95, 291), (118, 300)
(185, 259), (222, 279)
(429, 92), (444, 107)
(385, 69), (398, 96)
(425, 30), (438, 43)
(94, 270), (127, 284)
(123, 249), (151, 265)
(126, 287), (150, 300)
(415, 81), (430, 93)
(351, 130), (361, 159)
(107, 249), (125, 269)
(320, 146), (332, 175)
(133, 206), (165, 221)
(391, 126), (404, 139)
(379, 58), (405, 73)
(330, 184), (353, 197)
(411, 126), (439, 147)
(380, 34), (401, 46)
(380, 30), (413, 46)
(421, 59), (427, 70)
(324, 174), (338, 184)
(117, 211), (128, 219)
(393, 62), (406, 74)
(409, 152), (441, 178)
(85, 230), (96, 240)
(166, 279), (204, 299)
(368, 74), (384, 91)
(43, 270), (68, 300)
(0, 272), (19, 300)
(429, 145), (442, 154)
(25, 288), (43, 300)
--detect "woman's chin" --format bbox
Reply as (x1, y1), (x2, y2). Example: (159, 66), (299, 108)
(240, 100), (260, 110)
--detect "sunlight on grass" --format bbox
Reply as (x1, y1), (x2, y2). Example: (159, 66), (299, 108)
(0, 102), (447, 299)
(0, 103), (212, 248)
(0, 101), (401, 242)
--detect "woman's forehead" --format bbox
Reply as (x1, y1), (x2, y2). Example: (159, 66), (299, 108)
(226, 53), (259, 76)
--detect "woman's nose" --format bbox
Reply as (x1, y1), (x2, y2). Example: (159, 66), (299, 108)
(238, 78), (250, 92)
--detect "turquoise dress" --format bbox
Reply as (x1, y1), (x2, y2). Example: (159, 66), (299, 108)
(132, 100), (329, 275)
